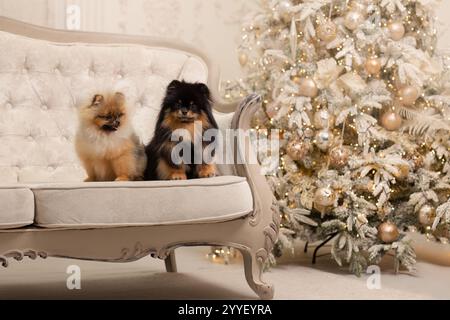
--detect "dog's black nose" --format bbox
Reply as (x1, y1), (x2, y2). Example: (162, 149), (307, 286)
(181, 109), (188, 116)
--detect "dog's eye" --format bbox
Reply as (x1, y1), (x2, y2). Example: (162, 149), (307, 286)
(98, 115), (111, 120)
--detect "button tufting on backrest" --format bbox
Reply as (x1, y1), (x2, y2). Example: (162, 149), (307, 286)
(0, 30), (208, 184)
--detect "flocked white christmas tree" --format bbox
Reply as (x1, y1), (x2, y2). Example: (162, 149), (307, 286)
(222, 0), (450, 274)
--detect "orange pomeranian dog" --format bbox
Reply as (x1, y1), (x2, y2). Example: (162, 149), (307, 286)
(75, 92), (147, 182)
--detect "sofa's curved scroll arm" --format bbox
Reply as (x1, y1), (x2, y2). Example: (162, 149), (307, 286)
(230, 94), (276, 224)
(229, 94), (280, 300)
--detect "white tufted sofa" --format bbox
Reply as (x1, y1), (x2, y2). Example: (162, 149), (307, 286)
(0, 17), (278, 299)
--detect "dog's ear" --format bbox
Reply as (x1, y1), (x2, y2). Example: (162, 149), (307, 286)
(114, 92), (126, 106)
(196, 83), (211, 99)
(167, 80), (181, 93)
(91, 94), (104, 107)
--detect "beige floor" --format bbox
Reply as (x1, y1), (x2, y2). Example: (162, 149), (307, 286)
(1, 244), (449, 300)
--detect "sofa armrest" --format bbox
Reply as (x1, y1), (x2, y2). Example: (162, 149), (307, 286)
(230, 94), (277, 227)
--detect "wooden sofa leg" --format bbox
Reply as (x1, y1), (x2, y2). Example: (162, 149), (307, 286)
(164, 251), (177, 273)
(239, 248), (274, 300)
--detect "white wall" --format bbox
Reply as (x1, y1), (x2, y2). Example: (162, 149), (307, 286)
(0, 0), (450, 79)
(0, 0), (256, 79)
(436, 1), (450, 55)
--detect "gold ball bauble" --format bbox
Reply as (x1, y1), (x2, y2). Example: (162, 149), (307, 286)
(239, 53), (249, 67)
(329, 146), (350, 168)
(380, 111), (402, 131)
(314, 109), (335, 129)
(278, 0), (293, 23)
(365, 57), (382, 75)
(314, 203), (330, 215)
(286, 139), (312, 161)
(378, 221), (400, 244)
(315, 129), (334, 152)
(298, 78), (319, 98)
(314, 187), (336, 208)
(388, 21), (405, 41)
(418, 205), (436, 226)
(291, 75), (302, 84)
(344, 11), (364, 31)
(398, 86), (420, 106)
(317, 20), (338, 42)
(394, 165), (410, 180)
(303, 127), (315, 139)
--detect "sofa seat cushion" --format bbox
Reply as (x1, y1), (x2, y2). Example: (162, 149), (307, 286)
(32, 176), (253, 229)
(0, 187), (34, 229)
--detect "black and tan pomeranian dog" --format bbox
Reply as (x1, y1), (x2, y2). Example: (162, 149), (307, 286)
(144, 80), (219, 180)
(76, 92), (147, 182)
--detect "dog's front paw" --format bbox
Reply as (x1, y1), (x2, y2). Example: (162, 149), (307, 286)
(84, 177), (95, 182)
(198, 165), (217, 178)
(115, 176), (130, 182)
(170, 172), (188, 180)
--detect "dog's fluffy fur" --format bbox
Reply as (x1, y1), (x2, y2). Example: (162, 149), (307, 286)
(76, 92), (147, 182)
(144, 80), (218, 181)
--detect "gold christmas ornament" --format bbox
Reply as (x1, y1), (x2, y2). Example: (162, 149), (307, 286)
(291, 75), (302, 84)
(315, 129), (334, 151)
(286, 139), (312, 161)
(388, 21), (406, 41)
(303, 127), (315, 139)
(378, 221), (400, 243)
(344, 11), (364, 31)
(329, 146), (350, 168)
(418, 205), (436, 226)
(298, 78), (319, 98)
(278, 0), (292, 23)
(314, 203), (330, 215)
(394, 165), (410, 180)
(314, 187), (336, 208)
(365, 57), (382, 75)
(398, 85), (420, 106)
(239, 52), (249, 67)
(313, 109), (335, 129)
(265, 104), (279, 118)
(317, 20), (338, 42)
(380, 111), (402, 131)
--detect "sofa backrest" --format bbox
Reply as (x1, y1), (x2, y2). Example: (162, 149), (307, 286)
(0, 18), (231, 184)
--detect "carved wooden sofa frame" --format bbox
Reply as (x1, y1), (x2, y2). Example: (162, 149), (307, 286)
(0, 17), (278, 300)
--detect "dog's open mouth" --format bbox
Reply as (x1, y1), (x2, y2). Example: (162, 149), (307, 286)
(102, 125), (119, 132)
